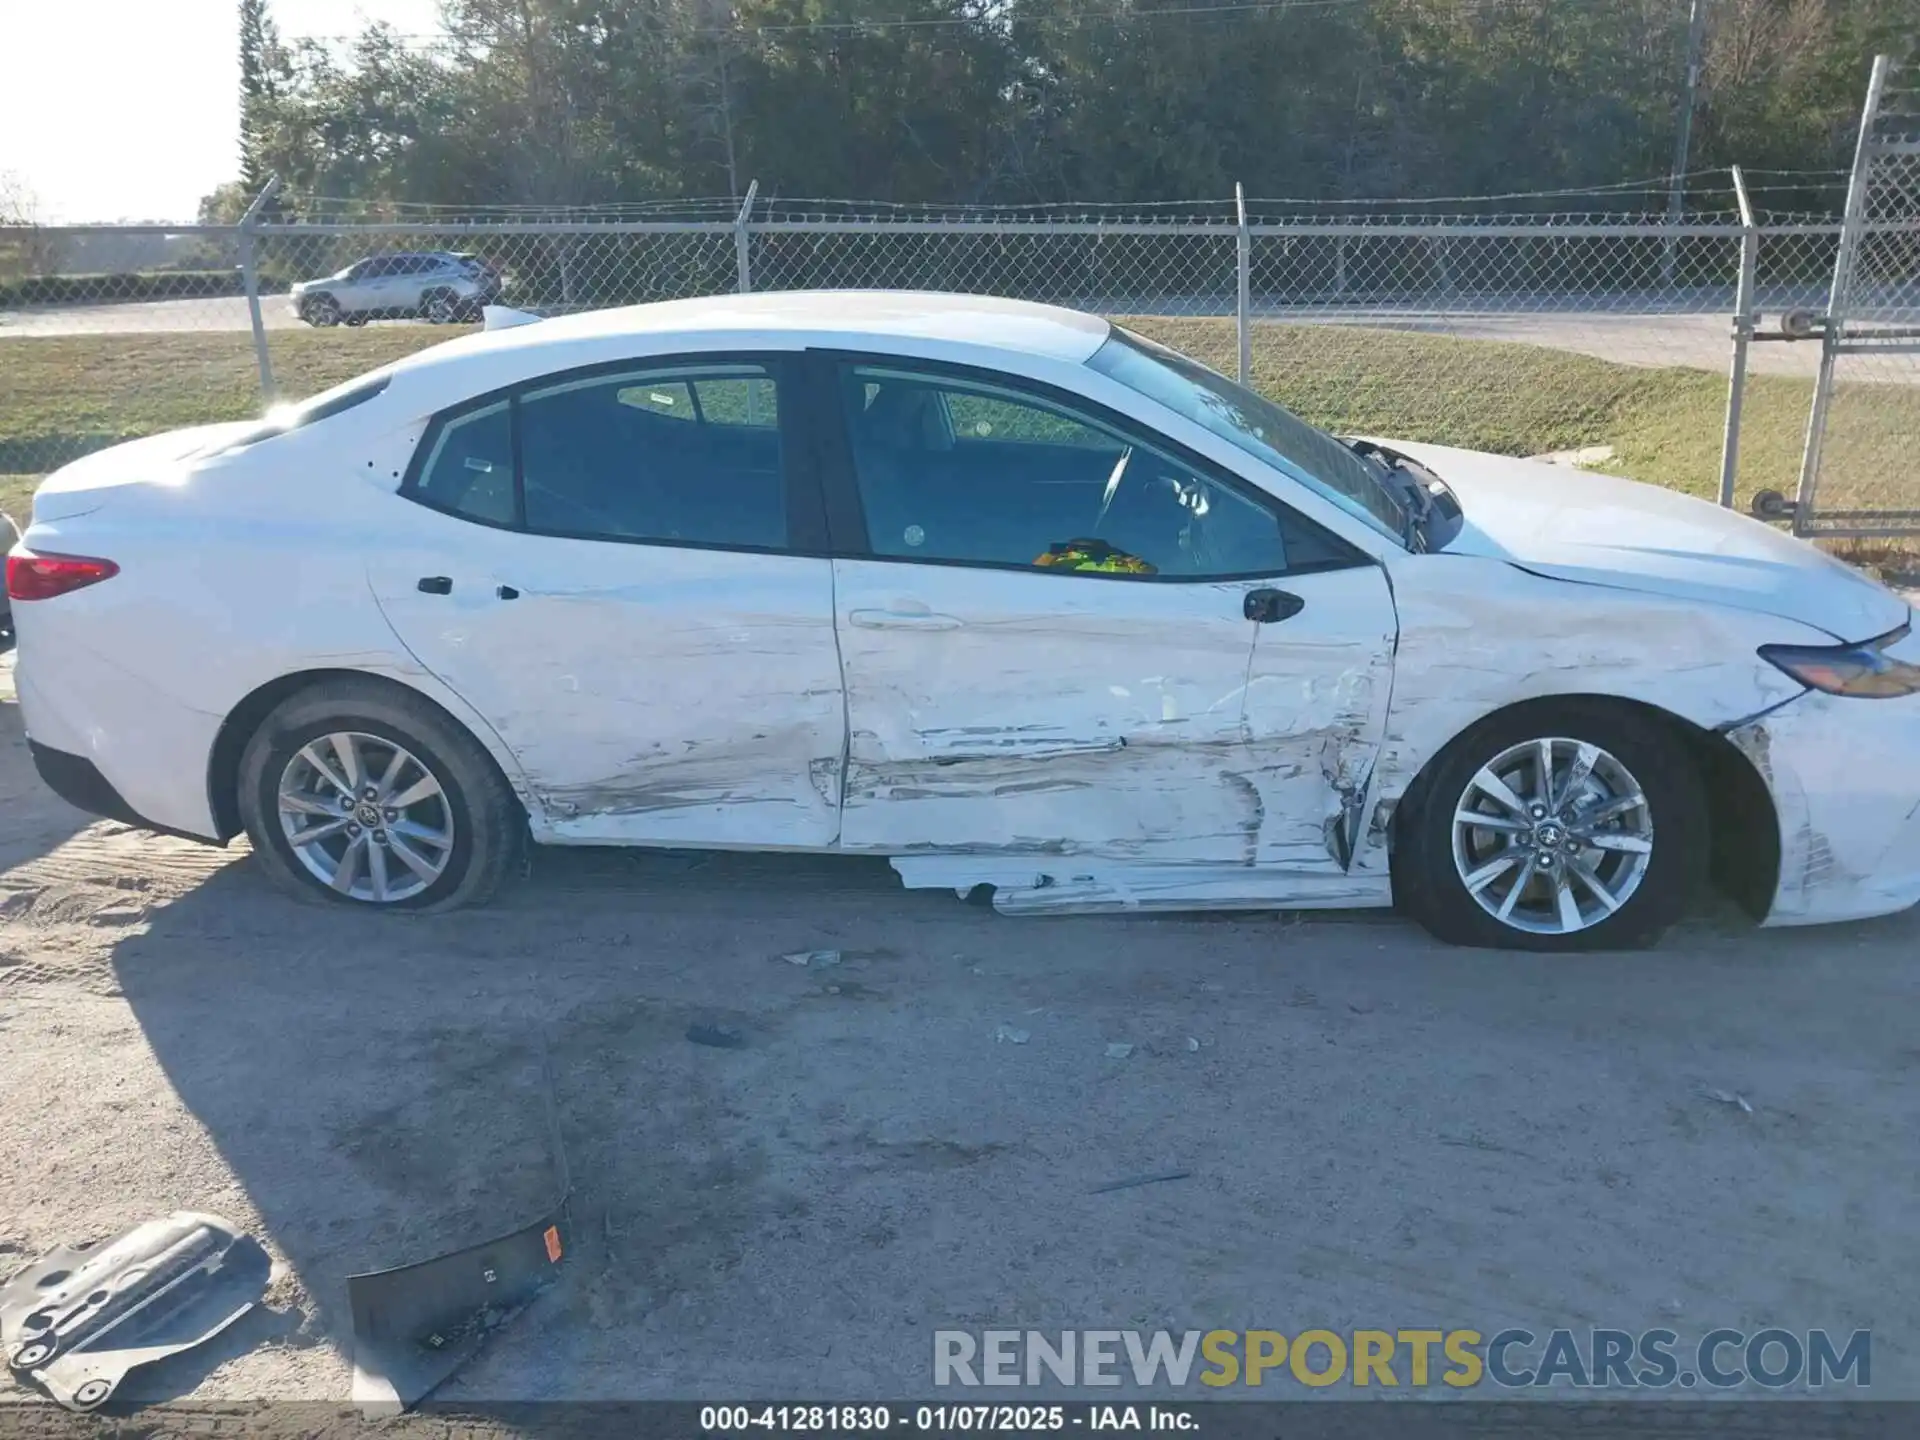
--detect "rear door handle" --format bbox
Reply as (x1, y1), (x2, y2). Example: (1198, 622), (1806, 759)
(416, 576), (453, 595)
(848, 608), (963, 631)
(1244, 587), (1305, 623)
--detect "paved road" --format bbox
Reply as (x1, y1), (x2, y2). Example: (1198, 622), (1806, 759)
(3, 651), (1917, 1411)
(0, 292), (1878, 378)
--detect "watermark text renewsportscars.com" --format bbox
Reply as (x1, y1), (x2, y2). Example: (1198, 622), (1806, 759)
(933, 1328), (1871, 1390)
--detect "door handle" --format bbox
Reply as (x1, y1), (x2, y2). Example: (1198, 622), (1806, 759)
(416, 576), (453, 595)
(1244, 587), (1305, 624)
(848, 608), (963, 631)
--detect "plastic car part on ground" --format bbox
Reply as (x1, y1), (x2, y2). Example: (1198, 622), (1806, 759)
(347, 1050), (573, 1415)
(0, 1211), (270, 1412)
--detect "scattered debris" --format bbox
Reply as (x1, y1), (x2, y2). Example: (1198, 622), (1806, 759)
(1092, 1170), (1192, 1195)
(1186, 1037), (1202, 1053)
(687, 1023), (747, 1049)
(0, 1212), (270, 1412)
(782, 949), (842, 968)
(1104, 1042), (1135, 1059)
(1348, 1002), (1375, 1015)
(994, 1024), (1031, 1045)
(1702, 1087), (1754, 1114)
(1198, 981), (1225, 993)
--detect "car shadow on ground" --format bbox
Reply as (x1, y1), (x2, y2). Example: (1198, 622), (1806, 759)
(90, 836), (1920, 1405)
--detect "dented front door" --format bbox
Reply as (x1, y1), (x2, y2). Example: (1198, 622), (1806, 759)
(833, 560), (1397, 871)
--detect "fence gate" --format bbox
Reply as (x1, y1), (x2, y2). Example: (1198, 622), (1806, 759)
(1789, 54), (1920, 538)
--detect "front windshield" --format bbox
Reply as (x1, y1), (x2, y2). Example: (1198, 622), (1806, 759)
(1087, 326), (1407, 542)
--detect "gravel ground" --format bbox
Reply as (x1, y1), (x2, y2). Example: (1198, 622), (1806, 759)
(3, 644), (1920, 1428)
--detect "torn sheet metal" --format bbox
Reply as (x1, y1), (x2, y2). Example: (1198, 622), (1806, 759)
(0, 1212), (269, 1412)
(891, 856), (1389, 914)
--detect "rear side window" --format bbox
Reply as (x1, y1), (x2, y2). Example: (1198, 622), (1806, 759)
(520, 364), (786, 547)
(402, 359), (793, 551)
(413, 400), (514, 524)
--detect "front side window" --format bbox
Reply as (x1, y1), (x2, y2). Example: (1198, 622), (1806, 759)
(1087, 326), (1407, 543)
(518, 363), (786, 548)
(837, 362), (1295, 579)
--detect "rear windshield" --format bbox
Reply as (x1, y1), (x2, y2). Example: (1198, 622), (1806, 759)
(215, 374), (393, 453)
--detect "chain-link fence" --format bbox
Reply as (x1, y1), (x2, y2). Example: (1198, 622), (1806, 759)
(2, 165), (1915, 539)
(1790, 56), (1920, 539)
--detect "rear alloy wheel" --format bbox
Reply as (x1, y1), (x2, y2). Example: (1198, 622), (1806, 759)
(301, 294), (341, 327)
(1396, 702), (1705, 951)
(237, 680), (521, 910)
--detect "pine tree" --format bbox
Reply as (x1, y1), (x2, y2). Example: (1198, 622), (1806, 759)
(238, 0), (283, 197)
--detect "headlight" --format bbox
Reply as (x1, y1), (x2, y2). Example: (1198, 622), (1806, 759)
(1760, 622), (1920, 698)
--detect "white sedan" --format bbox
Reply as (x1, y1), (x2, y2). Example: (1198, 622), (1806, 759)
(9, 293), (1919, 950)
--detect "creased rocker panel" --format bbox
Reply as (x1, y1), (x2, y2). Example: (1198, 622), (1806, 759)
(15, 303), (1920, 928)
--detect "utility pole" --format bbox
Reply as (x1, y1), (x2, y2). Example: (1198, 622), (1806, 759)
(1665, 0), (1707, 249)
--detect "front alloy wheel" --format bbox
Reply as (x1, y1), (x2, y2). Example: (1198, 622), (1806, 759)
(1451, 736), (1654, 937)
(277, 732), (455, 903)
(1395, 701), (1705, 951)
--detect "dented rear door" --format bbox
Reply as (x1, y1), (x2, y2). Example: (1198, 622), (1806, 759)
(368, 353), (846, 848)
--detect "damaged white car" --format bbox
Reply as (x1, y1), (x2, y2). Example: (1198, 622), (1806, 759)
(9, 293), (1919, 950)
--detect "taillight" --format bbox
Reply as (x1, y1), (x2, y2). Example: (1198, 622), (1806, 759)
(6, 551), (120, 601)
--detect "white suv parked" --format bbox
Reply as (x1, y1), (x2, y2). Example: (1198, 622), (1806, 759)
(289, 252), (504, 327)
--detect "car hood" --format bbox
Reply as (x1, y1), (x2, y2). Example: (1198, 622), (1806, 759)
(1380, 439), (1910, 642)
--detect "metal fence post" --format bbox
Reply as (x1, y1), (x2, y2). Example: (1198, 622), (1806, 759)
(1793, 55), (1889, 535)
(1234, 183), (1251, 386)
(1717, 166), (1759, 509)
(735, 179), (759, 294)
(237, 175), (282, 407)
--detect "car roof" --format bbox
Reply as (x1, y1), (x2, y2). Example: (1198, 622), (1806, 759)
(411, 291), (1113, 368)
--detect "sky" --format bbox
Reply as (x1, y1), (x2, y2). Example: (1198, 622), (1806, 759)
(0, 0), (444, 223)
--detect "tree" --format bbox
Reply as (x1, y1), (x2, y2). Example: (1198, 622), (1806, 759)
(0, 171), (63, 281)
(239, 0), (290, 197)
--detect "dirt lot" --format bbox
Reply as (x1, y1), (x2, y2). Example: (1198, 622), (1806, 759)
(3, 642), (1920, 1418)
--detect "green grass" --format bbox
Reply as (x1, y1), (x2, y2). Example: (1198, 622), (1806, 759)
(2, 319), (1915, 578)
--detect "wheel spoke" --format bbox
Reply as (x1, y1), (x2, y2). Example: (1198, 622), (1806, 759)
(1553, 871), (1583, 932)
(1584, 832), (1653, 855)
(1472, 767), (1530, 816)
(389, 774), (444, 809)
(289, 816), (351, 848)
(391, 817), (451, 847)
(1574, 793), (1646, 829)
(330, 834), (367, 894)
(1454, 808), (1529, 834)
(1495, 855), (1539, 920)
(1561, 743), (1600, 805)
(386, 831), (441, 883)
(329, 733), (365, 792)
(299, 743), (354, 798)
(1535, 738), (1556, 810)
(1569, 856), (1623, 913)
(375, 746), (408, 800)
(280, 792), (338, 818)
(1463, 852), (1523, 894)
(366, 841), (390, 903)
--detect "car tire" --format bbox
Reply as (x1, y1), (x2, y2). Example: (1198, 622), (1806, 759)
(1393, 699), (1706, 952)
(236, 679), (523, 911)
(301, 294), (341, 327)
(422, 289), (458, 324)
